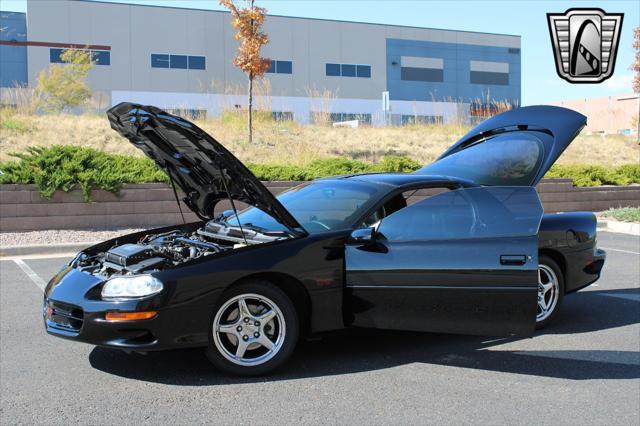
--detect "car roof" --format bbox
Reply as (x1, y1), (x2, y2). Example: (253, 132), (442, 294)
(323, 172), (477, 188)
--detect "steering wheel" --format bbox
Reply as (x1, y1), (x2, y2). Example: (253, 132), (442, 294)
(308, 220), (331, 230)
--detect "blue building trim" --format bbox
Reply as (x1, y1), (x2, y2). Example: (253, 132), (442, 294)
(386, 38), (520, 105)
(0, 11), (28, 87)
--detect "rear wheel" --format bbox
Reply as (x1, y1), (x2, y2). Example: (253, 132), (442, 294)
(205, 281), (299, 376)
(536, 255), (564, 329)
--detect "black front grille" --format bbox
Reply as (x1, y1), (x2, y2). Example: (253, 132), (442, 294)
(47, 300), (84, 331)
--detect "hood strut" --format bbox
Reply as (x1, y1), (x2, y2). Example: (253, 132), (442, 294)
(166, 167), (186, 224)
(220, 170), (249, 246)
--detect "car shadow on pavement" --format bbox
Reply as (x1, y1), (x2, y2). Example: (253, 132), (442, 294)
(89, 288), (640, 385)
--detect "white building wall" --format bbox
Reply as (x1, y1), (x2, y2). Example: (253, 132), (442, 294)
(24, 0), (517, 123)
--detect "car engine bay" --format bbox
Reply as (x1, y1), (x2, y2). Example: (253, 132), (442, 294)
(71, 220), (288, 278)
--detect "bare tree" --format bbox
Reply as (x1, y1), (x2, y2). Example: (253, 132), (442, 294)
(219, 0), (271, 143)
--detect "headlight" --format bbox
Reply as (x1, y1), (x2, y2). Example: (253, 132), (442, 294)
(101, 275), (163, 299)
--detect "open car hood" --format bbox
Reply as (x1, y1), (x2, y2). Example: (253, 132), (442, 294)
(416, 105), (587, 186)
(107, 102), (305, 234)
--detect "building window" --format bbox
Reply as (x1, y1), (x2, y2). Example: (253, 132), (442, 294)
(266, 60), (293, 74)
(330, 112), (372, 124)
(151, 53), (206, 70)
(470, 71), (509, 85)
(151, 54), (169, 68)
(326, 63), (371, 78)
(341, 64), (356, 77)
(272, 111), (293, 121)
(50, 48), (110, 66)
(401, 115), (443, 125)
(170, 55), (188, 69)
(326, 63), (341, 76)
(188, 56), (206, 70)
(469, 60), (509, 86)
(167, 108), (207, 120)
(508, 48), (521, 54)
(400, 67), (443, 82)
(356, 65), (371, 78)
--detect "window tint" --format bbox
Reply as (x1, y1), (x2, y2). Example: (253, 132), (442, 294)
(50, 48), (110, 66)
(266, 61), (276, 73)
(92, 50), (110, 65)
(341, 64), (356, 77)
(356, 65), (371, 78)
(326, 63), (341, 76)
(276, 60), (292, 74)
(470, 71), (509, 85)
(378, 187), (542, 242)
(401, 67), (443, 82)
(423, 132), (545, 186)
(188, 56), (206, 70)
(151, 54), (169, 68)
(170, 55), (188, 69)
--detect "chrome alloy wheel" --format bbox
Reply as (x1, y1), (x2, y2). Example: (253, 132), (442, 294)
(537, 264), (559, 323)
(212, 293), (286, 367)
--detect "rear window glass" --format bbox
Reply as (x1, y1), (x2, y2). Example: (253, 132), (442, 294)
(423, 133), (545, 186)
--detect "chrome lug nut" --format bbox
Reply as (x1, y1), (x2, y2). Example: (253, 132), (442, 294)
(244, 317), (250, 323)
(254, 321), (260, 326)
(236, 326), (243, 332)
(254, 332), (260, 338)
(242, 335), (249, 341)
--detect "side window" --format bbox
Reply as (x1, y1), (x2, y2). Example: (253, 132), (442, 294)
(360, 187), (451, 228)
(378, 187), (542, 242)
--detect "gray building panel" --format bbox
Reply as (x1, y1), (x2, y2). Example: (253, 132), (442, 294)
(386, 38), (520, 104)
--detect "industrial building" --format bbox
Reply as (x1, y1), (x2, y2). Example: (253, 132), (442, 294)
(1, 0), (521, 124)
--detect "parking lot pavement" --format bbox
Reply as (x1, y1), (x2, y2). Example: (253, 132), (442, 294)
(1, 232), (638, 425)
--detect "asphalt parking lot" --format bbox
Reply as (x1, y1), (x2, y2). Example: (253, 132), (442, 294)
(1, 231), (638, 425)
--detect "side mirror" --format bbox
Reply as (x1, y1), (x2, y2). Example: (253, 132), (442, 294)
(347, 227), (376, 245)
(222, 209), (235, 218)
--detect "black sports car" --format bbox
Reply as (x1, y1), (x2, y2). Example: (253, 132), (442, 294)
(43, 103), (606, 375)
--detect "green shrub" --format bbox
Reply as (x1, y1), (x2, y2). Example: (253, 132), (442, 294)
(545, 164), (640, 187)
(601, 207), (640, 223)
(1, 145), (638, 200)
(372, 155), (422, 173)
(0, 146), (167, 200)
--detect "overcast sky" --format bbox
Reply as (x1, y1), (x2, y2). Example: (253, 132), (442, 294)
(3, 0), (638, 105)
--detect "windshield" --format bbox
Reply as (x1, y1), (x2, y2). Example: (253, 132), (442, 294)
(225, 180), (383, 234)
(422, 132), (545, 186)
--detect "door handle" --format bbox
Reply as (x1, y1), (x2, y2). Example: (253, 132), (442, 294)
(500, 255), (527, 266)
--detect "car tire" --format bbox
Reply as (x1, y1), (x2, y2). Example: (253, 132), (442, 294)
(205, 280), (299, 376)
(536, 255), (565, 329)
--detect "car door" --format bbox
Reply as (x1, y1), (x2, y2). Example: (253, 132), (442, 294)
(345, 186), (543, 337)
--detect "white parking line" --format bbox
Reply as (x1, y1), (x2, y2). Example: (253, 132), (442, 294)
(13, 259), (46, 292)
(599, 246), (640, 255)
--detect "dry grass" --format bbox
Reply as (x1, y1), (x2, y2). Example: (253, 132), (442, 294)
(1, 108), (638, 166)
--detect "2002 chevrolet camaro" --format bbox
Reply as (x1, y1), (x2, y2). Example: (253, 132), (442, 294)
(44, 103), (606, 375)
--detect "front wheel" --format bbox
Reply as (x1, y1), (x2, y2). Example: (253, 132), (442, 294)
(536, 255), (564, 329)
(205, 281), (299, 376)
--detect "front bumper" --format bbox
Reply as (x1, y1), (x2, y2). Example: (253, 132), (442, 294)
(43, 267), (211, 350)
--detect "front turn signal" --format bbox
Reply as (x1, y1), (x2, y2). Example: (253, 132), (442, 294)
(105, 311), (157, 322)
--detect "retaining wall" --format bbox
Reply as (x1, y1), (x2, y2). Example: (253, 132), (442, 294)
(1, 180), (639, 232)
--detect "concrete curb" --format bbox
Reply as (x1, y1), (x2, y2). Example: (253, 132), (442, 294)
(597, 219), (640, 236)
(0, 242), (98, 258)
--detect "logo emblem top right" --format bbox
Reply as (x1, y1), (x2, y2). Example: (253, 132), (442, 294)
(547, 8), (623, 84)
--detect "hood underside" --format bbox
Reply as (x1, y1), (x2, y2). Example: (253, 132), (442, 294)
(107, 103), (304, 234)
